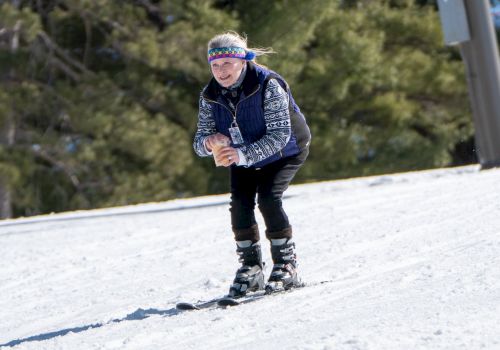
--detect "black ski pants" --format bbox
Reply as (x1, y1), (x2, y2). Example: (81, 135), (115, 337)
(229, 148), (308, 241)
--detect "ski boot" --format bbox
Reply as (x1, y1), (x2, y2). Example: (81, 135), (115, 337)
(265, 237), (302, 293)
(228, 240), (265, 298)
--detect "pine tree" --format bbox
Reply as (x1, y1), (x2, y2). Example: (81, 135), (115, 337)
(0, 0), (473, 218)
(0, 0), (236, 218)
(291, 1), (471, 180)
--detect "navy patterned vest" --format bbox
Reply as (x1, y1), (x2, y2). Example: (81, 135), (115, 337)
(202, 62), (310, 168)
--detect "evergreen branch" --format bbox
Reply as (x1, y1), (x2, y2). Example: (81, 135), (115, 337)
(133, 0), (167, 30)
(26, 78), (76, 109)
(82, 13), (92, 67)
(83, 9), (128, 35)
(31, 146), (81, 188)
(46, 55), (81, 82)
(410, 123), (438, 142)
(37, 31), (95, 77)
(136, 97), (190, 130)
(0, 114), (15, 147)
(0, 20), (21, 52)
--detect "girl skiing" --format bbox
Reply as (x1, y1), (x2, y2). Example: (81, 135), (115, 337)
(193, 31), (310, 297)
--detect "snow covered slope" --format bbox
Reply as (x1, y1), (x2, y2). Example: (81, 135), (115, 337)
(1, 165), (499, 350)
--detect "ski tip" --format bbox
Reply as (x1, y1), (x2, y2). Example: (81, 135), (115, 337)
(217, 297), (241, 307)
(176, 302), (200, 310)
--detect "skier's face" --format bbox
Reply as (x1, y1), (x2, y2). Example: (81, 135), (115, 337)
(210, 58), (245, 88)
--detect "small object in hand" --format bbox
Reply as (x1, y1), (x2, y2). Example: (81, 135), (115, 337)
(213, 137), (231, 166)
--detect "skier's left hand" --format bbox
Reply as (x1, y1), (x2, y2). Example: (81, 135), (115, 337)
(214, 146), (239, 167)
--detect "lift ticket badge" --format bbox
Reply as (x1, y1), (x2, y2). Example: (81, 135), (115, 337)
(229, 126), (245, 145)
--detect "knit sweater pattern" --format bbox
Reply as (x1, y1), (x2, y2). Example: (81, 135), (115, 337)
(193, 78), (291, 167)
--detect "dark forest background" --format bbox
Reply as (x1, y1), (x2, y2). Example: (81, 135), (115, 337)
(2, 0), (496, 219)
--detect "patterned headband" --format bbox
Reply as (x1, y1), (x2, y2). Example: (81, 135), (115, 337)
(208, 47), (256, 63)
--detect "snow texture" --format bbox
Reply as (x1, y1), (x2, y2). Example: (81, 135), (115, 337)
(1, 165), (499, 350)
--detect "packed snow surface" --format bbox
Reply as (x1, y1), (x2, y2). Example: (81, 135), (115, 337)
(1, 165), (499, 350)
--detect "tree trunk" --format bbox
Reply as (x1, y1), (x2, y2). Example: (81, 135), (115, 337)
(0, 178), (12, 219)
(0, 114), (15, 219)
(0, 19), (21, 219)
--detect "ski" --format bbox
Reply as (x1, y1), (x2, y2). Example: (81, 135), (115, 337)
(217, 281), (304, 307)
(176, 279), (334, 311)
(217, 291), (267, 307)
(216, 279), (332, 307)
(217, 294), (264, 307)
(175, 291), (265, 311)
(176, 297), (221, 311)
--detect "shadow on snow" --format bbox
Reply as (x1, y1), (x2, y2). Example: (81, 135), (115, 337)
(0, 306), (180, 347)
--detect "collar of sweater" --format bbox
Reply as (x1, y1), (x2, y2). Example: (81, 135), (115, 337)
(225, 63), (247, 91)
(203, 62), (260, 101)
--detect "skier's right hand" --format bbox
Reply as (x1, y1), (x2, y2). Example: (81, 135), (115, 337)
(205, 133), (230, 152)
(213, 146), (239, 167)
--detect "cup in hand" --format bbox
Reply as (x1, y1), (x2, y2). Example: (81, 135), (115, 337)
(212, 137), (231, 166)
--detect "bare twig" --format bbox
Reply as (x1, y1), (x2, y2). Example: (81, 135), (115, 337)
(37, 31), (94, 76)
(83, 13), (92, 67)
(47, 56), (81, 82)
(11, 20), (21, 52)
(134, 0), (167, 30)
(32, 147), (81, 188)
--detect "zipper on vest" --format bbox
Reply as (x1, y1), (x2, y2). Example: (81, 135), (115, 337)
(233, 86), (260, 124)
(203, 85), (261, 125)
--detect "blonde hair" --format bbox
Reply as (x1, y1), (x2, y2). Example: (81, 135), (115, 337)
(207, 31), (275, 62)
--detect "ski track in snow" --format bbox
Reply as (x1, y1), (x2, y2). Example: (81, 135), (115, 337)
(1, 165), (500, 349)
